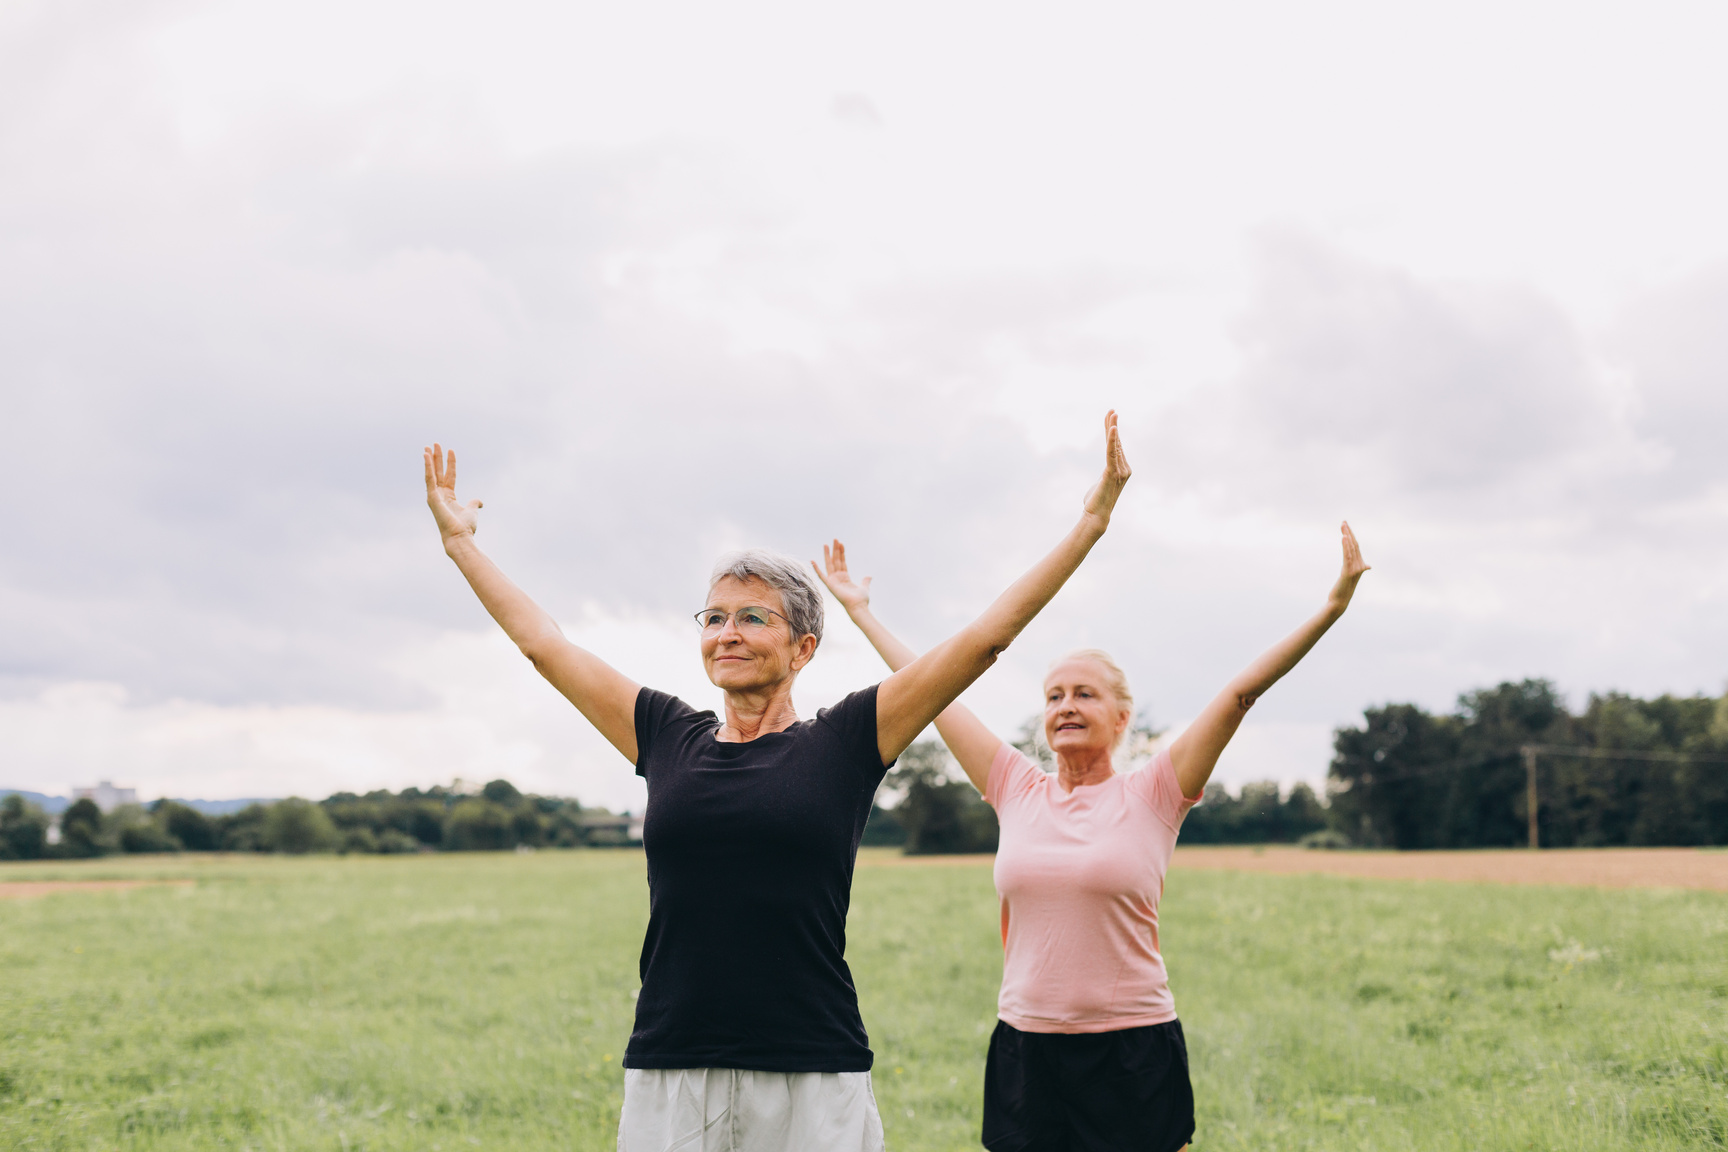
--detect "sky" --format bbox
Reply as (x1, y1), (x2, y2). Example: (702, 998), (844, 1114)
(3, 0), (1727, 812)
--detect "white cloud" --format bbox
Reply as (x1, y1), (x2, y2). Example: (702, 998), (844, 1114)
(3, 0), (1728, 803)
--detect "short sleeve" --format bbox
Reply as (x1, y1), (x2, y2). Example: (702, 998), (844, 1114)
(815, 684), (891, 790)
(984, 743), (1046, 811)
(634, 689), (702, 777)
(1123, 748), (1199, 831)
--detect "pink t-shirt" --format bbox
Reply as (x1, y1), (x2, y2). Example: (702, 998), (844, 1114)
(985, 743), (1197, 1034)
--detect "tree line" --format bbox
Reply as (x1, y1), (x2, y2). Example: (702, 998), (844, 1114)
(861, 718), (1331, 854)
(0, 780), (636, 860)
(8, 679), (1722, 860)
(1328, 679), (1728, 849)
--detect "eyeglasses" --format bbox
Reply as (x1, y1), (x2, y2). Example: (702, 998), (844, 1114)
(693, 606), (790, 633)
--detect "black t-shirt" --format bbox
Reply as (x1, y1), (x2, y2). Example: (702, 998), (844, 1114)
(623, 684), (893, 1073)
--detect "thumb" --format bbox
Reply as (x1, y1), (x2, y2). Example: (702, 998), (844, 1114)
(861, 576), (873, 594)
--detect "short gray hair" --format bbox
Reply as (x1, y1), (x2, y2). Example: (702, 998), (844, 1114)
(708, 549), (825, 649)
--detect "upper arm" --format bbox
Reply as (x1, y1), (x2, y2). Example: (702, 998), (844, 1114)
(521, 636), (642, 762)
(933, 704), (1005, 794)
(1168, 684), (1253, 801)
(874, 629), (994, 765)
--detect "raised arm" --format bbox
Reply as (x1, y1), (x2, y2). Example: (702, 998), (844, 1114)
(814, 541), (1003, 792)
(1169, 522), (1371, 799)
(869, 412), (1132, 765)
(424, 445), (641, 760)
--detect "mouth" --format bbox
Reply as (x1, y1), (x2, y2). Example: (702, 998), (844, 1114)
(1055, 723), (1085, 732)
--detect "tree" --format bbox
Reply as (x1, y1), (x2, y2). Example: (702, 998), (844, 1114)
(445, 799), (513, 851)
(860, 803), (906, 847)
(1182, 780), (1327, 844)
(59, 798), (105, 858)
(261, 799), (339, 854)
(155, 802), (216, 851)
(1, 795), (49, 860)
(481, 779), (523, 807)
(1329, 681), (1728, 849)
(120, 822), (182, 853)
(884, 741), (998, 855)
(218, 804), (271, 851)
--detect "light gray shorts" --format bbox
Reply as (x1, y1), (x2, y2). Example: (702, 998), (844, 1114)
(618, 1067), (886, 1152)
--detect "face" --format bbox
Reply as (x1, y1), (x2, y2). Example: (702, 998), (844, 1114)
(700, 576), (816, 693)
(1043, 660), (1130, 756)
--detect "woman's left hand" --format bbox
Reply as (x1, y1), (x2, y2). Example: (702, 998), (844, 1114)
(1326, 521), (1372, 614)
(813, 540), (873, 616)
(1082, 410), (1132, 523)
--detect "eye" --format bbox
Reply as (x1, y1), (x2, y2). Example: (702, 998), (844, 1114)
(738, 609), (771, 627)
(699, 611), (727, 628)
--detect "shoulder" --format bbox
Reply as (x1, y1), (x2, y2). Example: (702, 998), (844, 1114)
(984, 744), (1048, 809)
(814, 683), (882, 736)
(635, 690), (717, 762)
(636, 688), (709, 729)
(1122, 748), (1198, 829)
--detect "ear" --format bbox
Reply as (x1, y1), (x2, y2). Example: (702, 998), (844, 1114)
(789, 633), (819, 672)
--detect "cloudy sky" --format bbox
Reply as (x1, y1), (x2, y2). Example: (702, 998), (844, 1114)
(4, 0), (1726, 811)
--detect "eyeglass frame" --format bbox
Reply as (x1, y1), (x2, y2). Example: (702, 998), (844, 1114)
(693, 605), (794, 633)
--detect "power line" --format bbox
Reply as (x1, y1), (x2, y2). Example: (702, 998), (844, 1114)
(1522, 744), (1728, 765)
(1338, 751), (1518, 787)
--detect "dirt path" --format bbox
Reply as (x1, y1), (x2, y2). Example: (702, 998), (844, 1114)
(1168, 845), (1728, 890)
(861, 846), (1728, 890)
(0, 879), (194, 900)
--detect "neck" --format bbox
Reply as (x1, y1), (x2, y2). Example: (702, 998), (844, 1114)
(1055, 745), (1116, 793)
(720, 678), (800, 742)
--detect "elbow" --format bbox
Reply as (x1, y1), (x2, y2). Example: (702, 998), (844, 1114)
(518, 635), (561, 671)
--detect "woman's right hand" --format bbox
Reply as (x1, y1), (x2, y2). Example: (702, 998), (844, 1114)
(424, 443), (482, 545)
(813, 539), (873, 616)
(1081, 409), (1132, 524)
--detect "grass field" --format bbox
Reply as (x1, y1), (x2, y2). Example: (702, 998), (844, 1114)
(2, 850), (1725, 1151)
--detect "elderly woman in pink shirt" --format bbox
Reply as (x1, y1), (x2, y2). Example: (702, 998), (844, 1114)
(817, 522), (1370, 1152)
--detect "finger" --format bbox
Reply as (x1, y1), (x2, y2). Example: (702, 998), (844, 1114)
(423, 448), (437, 495)
(821, 543), (832, 573)
(861, 576), (872, 594)
(833, 539), (847, 570)
(448, 448), (458, 491)
(433, 442), (448, 488)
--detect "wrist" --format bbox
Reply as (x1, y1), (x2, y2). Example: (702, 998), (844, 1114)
(443, 531), (478, 558)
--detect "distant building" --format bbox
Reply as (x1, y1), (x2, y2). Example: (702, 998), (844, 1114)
(72, 781), (137, 813)
(577, 811), (644, 846)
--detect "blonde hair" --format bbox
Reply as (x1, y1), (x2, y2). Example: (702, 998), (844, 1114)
(1046, 649), (1135, 749)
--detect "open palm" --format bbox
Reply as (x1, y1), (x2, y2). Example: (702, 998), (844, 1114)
(424, 443), (482, 542)
(1082, 409), (1132, 521)
(1327, 521), (1371, 611)
(813, 540), (872, 614)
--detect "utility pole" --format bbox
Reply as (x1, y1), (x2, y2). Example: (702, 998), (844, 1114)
(1522, 745), (1539, 850)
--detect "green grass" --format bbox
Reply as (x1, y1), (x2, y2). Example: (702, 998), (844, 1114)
(2, 851), (1725, 1150)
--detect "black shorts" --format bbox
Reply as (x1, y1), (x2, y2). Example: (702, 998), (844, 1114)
(982, 1018), (1195, 1152)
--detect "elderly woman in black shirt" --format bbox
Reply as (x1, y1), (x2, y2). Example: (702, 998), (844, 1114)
(422, 414), (1132, 1152)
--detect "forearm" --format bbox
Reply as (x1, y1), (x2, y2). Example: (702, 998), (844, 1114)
(1229, 601), (1346, 700)
(970, 512), (1109, 658)
(1173, 600), (1349, 798)
(874, 511), (1106, 762)
(444, 535), (564, 655)
(847, 606), (920, 673)
(848, 604), (1001, 789)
